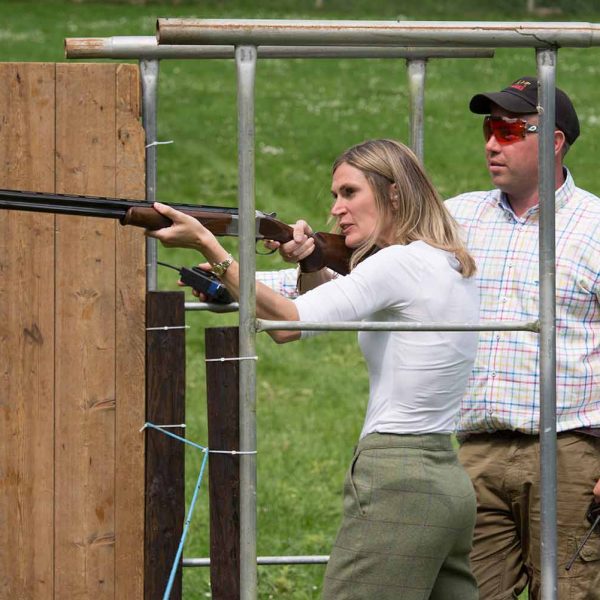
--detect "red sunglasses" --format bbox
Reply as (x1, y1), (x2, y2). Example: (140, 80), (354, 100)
(483, 115), (539, 145)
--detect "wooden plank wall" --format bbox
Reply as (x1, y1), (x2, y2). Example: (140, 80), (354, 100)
(0, 62), (56, 600)
(0, 63), (146, 599)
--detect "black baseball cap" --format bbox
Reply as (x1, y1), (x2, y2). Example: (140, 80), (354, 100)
(469, 76), (580, 145)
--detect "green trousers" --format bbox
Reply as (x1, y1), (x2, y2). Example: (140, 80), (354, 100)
(322, 432), (478, 600)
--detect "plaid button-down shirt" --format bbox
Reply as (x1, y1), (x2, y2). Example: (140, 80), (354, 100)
(256, 267), (300, 299)
(447, 170), (600, 434)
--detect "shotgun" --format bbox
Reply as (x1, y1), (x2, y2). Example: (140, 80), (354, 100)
(0, 189), (351, 275)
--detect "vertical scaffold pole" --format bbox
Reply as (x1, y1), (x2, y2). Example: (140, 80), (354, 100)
(236, 44), (258, 600)
(407, 59), (426, 162)
(536, 47), (558, 600)
(141, 59), (160, 291)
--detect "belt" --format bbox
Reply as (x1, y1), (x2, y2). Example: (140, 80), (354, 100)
(461, 428), (600, 440)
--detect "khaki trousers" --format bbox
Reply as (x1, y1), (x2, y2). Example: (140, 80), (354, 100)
(322, 433), (478, 600)
(590, 570), (600, 600)
(458, 432), (600, 600)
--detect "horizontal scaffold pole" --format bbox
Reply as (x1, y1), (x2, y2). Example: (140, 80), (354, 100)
(64, 35), (494, 60)
(183, 555), (330, 567)
(256, 319), (540, 333)
(156, 18), (600, 48)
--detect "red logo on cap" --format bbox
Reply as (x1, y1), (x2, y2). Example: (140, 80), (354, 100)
(511, 80), (532, 91)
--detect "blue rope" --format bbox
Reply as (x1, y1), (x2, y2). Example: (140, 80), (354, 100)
(163, 447), (209, 600)
(142, 423), (210, 600)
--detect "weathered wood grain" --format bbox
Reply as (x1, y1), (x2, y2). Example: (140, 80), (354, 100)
(0, 62), (56, 599)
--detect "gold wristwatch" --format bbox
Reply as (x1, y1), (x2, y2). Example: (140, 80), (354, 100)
(210, 254), (234, 278)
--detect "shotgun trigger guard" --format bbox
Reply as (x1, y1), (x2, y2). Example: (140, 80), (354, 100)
(255, 240), (277, 256)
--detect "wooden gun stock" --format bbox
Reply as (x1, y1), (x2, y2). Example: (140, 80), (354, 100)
(301, 232), (351, 276)
(0, 189), (353, 275)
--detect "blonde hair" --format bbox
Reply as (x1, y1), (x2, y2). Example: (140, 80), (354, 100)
(332, 139), (476, 277)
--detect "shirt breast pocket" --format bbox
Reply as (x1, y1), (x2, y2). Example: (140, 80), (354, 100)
(556, 260), (596, 313)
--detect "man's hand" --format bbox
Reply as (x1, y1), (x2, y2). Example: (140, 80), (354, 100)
(594, 478), (600, 503)
(263, 220), (315, 263)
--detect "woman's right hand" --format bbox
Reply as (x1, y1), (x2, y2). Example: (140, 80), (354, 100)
(263, 220), (315, 264)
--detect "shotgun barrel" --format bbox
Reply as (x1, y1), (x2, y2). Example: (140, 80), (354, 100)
(0, 188), (237, 219)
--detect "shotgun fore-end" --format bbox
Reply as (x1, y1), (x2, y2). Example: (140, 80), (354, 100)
(120, 207), (172, 229)
(121, 206), (235, 234)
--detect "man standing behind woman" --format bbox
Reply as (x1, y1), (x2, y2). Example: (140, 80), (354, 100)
(147, 139), (480, 599)
(450, 76), (600, 600)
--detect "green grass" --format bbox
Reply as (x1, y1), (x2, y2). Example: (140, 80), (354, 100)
(5, 1), (600, 598)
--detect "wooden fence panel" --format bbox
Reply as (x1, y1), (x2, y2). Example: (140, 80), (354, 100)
(0, 62), (146, 599)
(0, 62), (56, 600)
(55, 62), (119, 599)
(114, 63), (147, 599)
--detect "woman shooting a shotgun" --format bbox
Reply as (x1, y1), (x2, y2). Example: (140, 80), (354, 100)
(146, 138), (480, 599)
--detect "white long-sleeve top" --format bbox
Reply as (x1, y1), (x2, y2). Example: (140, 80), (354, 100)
(293, 241), (480, 438)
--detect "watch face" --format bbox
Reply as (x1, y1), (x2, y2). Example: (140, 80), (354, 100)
(212, 255), (233, 277)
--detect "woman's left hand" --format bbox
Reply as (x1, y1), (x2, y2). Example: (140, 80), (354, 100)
(145, 202), (217, 251)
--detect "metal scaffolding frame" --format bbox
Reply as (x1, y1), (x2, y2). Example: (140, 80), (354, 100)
(67, 19), (600, 600)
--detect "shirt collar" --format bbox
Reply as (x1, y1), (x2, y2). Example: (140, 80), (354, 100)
(496, 168), (574, 221)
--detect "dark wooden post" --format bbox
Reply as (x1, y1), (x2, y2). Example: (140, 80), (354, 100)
(205, 326), (241, 599)
(145, 291), (186, 600)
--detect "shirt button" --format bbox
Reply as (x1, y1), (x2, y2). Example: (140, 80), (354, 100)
(491, 371), (497, 377)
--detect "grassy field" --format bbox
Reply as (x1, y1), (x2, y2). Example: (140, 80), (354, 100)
(4, 1), (600, 598)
